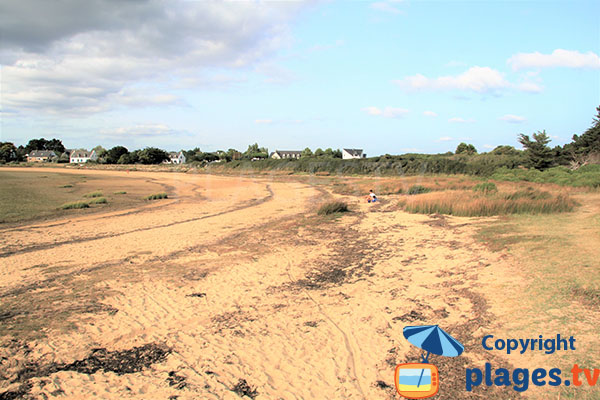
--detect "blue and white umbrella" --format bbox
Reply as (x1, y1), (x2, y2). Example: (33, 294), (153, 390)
(403, 324), (464, 387)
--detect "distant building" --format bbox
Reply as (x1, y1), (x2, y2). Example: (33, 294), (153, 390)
(270, 150), (302, 159)
(27, 150), (57, 162)
(342, 148), (366, 159)
(69, 149), (98, 163)
(166, 151), (186, 164)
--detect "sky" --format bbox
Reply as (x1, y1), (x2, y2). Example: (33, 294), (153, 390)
(1, 0), (599, 155)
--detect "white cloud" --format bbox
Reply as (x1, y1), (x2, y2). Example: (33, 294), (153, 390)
(396, 66), (543, 94)
(449, 117), (475, 123)
(397, 66), (510, 94)
(500, 114), (527, 124)
(516, 82), (543, 93)
(370, 1), (405, 14)
(363, 106), (409, 118)
(423, 110), (437, 117)
(438, 136), (453, 142)
(1, 1), (308, 115)
(508, 49), (600, 70)
(100, 124), (178, 138)
(255, 119), (273, 124)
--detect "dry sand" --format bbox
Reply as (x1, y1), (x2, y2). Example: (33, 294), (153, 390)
(1, 168), (536, 399)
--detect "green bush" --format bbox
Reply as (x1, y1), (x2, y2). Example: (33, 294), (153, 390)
(113, 191), (127, 194)
(408, 185), (430, 195)
(317, 201), (349, 215)
(59, 184), (73, 188)
(491, 165), (600, 187)
(83, 191), (103, 198)
(145, 192), (168, 200)
(61, 201), (90, 209)
(88, 197), (107, 204)
(473, 182), (498, 194)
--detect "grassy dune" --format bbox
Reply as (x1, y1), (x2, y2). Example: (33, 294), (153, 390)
(0, 170), (166, 223)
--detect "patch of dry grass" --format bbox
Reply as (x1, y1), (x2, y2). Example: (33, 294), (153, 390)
(398, 189), (575, 216)
(317, 201), (349, 215)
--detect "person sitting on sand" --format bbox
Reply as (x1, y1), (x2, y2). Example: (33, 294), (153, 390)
(367, 189), (377, 203)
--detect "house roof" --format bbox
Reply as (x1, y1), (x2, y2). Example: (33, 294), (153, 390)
(343, 148), (363, 156)
(70, 150), (91, 158)
(28, 150), (57, 157)
(169, 151), (183, 158)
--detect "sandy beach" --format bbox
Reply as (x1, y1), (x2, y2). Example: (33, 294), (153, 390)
(0, 167), (586, 399)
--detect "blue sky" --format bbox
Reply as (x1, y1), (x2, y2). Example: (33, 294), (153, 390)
(1, 0), (599, 155)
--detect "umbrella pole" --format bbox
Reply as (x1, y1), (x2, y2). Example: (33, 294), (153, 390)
(416, 351), (429, 388)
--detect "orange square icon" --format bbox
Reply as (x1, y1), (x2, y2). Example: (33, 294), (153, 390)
(394, 363), (439, 399)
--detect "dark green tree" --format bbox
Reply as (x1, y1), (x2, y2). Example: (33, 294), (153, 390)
(26, 138), (65, 154)
(491, 145), (520, 156)
(301, 147), (313, 158)
(138, 147), (169, 164)
(105, 146), (129, 164)
(243, 143), (268, 159)
(566, 105), (600, 159)
(455, 142), (477, 155)
(0, 142), (18, 163)
(518, 130), (553, 170)
(314, 148), (324, 157)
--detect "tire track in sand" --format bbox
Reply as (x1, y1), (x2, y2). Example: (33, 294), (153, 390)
(282, 250), (367, 399)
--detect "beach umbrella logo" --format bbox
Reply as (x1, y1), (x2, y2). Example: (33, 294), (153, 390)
(394, 324), (464, 399)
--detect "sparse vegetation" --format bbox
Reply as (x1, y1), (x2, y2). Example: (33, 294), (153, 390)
(317, 201), (349, 215)
(145, 192), (168, 200)
(88, 197), (107, 205)
(408, 185), (430, 195)
(114, 191), (127, 194)
(83, 191), (103, 198)
(0, 170), (164, 223)
(61, 201), (90, 210)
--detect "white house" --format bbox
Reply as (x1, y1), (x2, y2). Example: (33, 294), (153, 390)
(167, 151), (186, 164)
(69, 149), (98, 163)
(270, 150), (302, 159)
(342, 148), (366, 159)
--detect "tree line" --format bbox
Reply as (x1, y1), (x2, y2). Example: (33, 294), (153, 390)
(2, 106), (599, 171)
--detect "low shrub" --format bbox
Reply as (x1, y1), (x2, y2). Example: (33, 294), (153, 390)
(61, 201), (90, 210)
(145, 192), (168, 200)
(113, 191), (127, 194)
(408, 185), (431, 195)
(84, 191), (103, 198)
(88, 197), (107, 204)
(491, 165), (600, 187)
(318, 201), (349, 215)
(59, 184), (73, 188)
